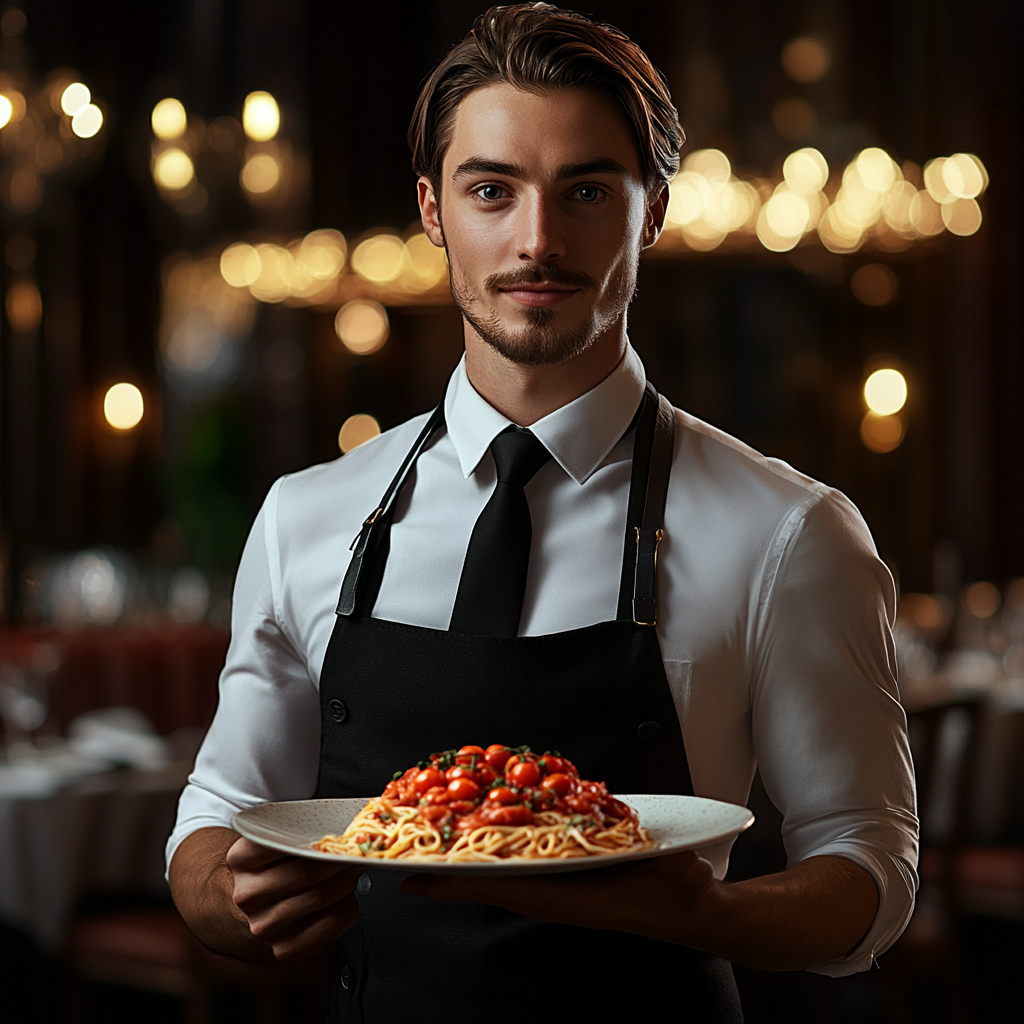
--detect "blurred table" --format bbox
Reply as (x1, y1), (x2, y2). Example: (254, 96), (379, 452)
(902, 674), (1024, 844)
(0, 751), (191, 949)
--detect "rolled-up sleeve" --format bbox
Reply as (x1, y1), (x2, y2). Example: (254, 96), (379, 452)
(165, 478), (322, 873)
(753, 487), (918, 976)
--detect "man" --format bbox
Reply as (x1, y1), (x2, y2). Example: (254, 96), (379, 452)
(168, 5), (917, 1021)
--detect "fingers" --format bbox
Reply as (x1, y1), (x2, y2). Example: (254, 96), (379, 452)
(241, 865), (361, 935)
(265, 893), (360, 962)
(401, 851), (718, 935)
(226, 836), (289, 871)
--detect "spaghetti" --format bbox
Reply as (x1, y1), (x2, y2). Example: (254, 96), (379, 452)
(313, 744), (654, 862)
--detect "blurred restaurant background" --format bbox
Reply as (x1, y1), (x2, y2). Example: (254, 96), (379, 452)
(0, 0), (1021, 1021)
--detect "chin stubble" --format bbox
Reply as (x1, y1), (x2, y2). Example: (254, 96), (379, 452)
(447, 255), (639, 368)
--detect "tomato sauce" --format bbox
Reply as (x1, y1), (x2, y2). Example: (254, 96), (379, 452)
(377, 744), (639, 841)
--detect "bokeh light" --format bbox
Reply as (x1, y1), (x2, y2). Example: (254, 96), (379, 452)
(335, 299), (389, 354)
(964, 581), (1000, 619)
(941, 197), (982, 236)
(781, 36), (830, 83)
(909, 191), (944, 236)
(850, 264), (898, 306)
(151, 97), (187, 140)
(299, 229), (347, 279)
(860, 412), (904, 453)
(240, 152), (280, 194)
(864, 368), (907, 415)
(242, 91), (280, 141)
(71, 104), (103, 139)
(783, 148), (829, 195)
(5, 280), (42, 332)
(404, 233), (448, 288)
(351, 234), (405, 283)
(338, 414), (381, 453)
(0, 94), (12, 129)
(103, 383), (144, 430)
(249, 244), (293, 302)
(220, 243), (262, 288)
(60, 82), (90, 116)
(855, 148), (898, 194)
(153, 148), (195, 190)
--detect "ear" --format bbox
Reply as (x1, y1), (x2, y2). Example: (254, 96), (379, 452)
(418, 177), (445, 246)
(641, 183), (669, 250)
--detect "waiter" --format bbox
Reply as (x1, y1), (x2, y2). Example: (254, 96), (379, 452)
(168, 5), (917, 1021)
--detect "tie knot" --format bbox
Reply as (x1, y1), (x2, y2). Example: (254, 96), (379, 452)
(490, 427), (551, 487)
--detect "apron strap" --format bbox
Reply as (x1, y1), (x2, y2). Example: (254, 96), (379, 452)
(616, 383), (676, 625)
(337, 403), (446, 616)
(338, 382), (675, 625)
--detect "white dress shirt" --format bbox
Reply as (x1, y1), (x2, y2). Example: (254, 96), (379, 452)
(168, 344), (918, 976)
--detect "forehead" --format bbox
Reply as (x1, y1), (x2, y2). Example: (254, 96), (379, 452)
(445, 83), (643, 180)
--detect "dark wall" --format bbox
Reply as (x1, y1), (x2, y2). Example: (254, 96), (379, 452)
(1, 0), (1021, 615)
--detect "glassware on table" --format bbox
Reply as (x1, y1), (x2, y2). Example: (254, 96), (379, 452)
(0, 655), (52, 762)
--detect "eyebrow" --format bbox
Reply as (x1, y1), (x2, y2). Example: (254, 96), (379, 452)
(451, 157), (630, 183)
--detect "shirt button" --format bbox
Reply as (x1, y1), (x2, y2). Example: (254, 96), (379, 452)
(637, 721), (661, 743)
(356, 872), (371, 896)
(340, 964), (352, 990)
(329, 699), (348, 723)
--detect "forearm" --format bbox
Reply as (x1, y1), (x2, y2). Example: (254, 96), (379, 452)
(678, 855), (879, 971)
(169, 826), (271, 959)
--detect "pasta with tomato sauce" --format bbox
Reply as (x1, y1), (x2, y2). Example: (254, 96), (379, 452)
(312, 744), (654, 862)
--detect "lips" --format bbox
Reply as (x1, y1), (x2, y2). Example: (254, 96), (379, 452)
(498, 284), (580, 308)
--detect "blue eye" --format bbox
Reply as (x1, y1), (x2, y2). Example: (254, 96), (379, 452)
(577, 185), (603, 202)
(479, 185), (505, 201)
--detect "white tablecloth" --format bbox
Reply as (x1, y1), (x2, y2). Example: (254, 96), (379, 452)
(0, 759), (190, 949)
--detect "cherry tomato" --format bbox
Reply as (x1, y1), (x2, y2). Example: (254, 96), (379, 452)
(483, 744), (512, 770)
(421, 805), (449, 821)
(508, 761), (541, 787)
(425, 786), (450, 804)
(487, 786), (520, 805)
(413, 768), (446, 795)
(478, 766), (498, 787)
(456, 745), (485, 765)
(445, 765), (479, 784)
(504, 754), (520, 772)
(447, 777), (481, 801)
(539, 756), (566, 776)
(488, 805), (534, 826)
(561, 759), (580, 777)
(541, 772), (573, 796)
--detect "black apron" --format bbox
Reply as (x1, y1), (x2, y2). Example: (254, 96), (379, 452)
(316, 383), (742, 1023)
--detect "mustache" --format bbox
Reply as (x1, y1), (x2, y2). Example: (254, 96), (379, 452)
(484, 266), (597, 291)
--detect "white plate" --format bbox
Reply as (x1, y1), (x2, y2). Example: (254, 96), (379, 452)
(230, 795), (754, 876)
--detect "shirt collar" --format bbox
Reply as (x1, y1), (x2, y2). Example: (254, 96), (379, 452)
(444, 344), (646, 485)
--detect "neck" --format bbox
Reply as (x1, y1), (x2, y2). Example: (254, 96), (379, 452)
(462, 322), (628, 426)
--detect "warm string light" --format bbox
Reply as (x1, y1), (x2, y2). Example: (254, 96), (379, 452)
(149, 91), (290, 213)
(656, 147), (988, 255)
(338, 414), (381, 453)
(217, 228), (447, 308)
(103, 383), (145, 430)
(861, 368), (907, 453)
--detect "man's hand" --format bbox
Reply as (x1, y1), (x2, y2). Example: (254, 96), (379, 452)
(169, 826), (361, 961)
(403, 849), (716, 937)
(403, 851), (878, 971)
(226, 837), (362, 961)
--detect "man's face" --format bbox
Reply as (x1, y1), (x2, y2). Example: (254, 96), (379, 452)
(419, 84), (665, 366)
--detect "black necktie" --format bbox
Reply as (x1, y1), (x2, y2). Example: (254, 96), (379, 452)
(449, 426), (552, 636)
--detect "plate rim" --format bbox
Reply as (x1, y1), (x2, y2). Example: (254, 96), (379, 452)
(230, 793), (754, 876)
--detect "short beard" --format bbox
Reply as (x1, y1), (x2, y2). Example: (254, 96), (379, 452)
(448, 257), (638, 368)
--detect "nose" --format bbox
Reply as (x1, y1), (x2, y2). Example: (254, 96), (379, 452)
(517, 190), (565, 264)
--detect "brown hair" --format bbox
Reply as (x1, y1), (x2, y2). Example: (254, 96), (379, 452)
(408, 3), (683, 196)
